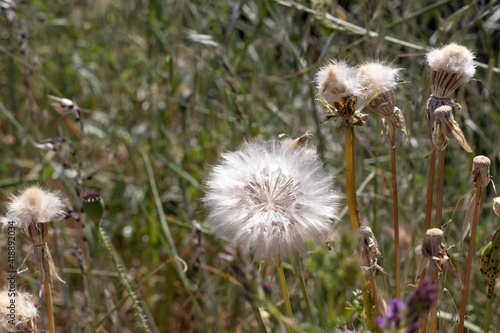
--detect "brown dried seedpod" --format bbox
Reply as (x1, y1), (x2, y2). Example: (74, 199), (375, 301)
(472, 155), (491, 188)
(357, 226), (386, 281)
(422, 228), (455, 282)
(431, 105), (472, 152)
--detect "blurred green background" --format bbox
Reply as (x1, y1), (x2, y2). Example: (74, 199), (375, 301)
(1, 0), (500, 332)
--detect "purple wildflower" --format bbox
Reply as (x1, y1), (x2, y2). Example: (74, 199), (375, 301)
(377, 299), (405, 329)
(406, 278), (439, 329)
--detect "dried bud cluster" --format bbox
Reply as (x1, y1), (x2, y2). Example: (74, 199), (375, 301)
(357, 226), (386, 281)
(471, 155), (491, 188)
(421, 228), (454, 282)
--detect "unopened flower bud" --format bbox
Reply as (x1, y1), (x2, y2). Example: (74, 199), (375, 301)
(472, 155), (491, 188)
(83, 193), (105, 223)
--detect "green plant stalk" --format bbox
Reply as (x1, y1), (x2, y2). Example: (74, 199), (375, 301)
(391, 147), (401, 298)
(435, 149), (446, 229)
(294, 256), (314, 323)
(276, 254), (294, 333)
(458, 184), (482, 333)
(44, 278), (56, 333)
(251, 304), (268, 333)
(96, 222), (150, 333)
(484, 293), (493, 333)
(345, 127), (375, 329)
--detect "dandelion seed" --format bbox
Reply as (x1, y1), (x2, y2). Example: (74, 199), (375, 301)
(204, 138), (340, 260)
(0, 290), (38, 332)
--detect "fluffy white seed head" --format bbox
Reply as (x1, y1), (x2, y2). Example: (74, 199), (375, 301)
(315, 60), (361, 104)
(426, 43), (475, 81)
(358, 62), (400, 97)
(204, 139), (340, 260)
(0, 290), (38, 332)
(1, 185), (65, 229)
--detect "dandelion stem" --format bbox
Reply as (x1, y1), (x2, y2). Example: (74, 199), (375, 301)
(44, 278), (56, 333)
(435, 149), (446, 228)
(428, 270), (439, 333)
(251, 305), (268, 333)
(458, 183), (482, 333)
(345, 127), (376, 329)
(391, 147), (401, 298)
(425, 150), (436, 230)
(276, 254), (294, 332)
(345, 127), (361, 231)
(96, 222), (151, 333)
(294, 256), (314, 324)
(484, 295), (493, 333)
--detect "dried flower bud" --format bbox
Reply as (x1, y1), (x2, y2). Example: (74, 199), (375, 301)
(357, 226), (386, 281)
(472, 155), (491, 187)
(421, 228), (454, 282)
(493, 197), (500, 217)
(431, 105), (472, 152)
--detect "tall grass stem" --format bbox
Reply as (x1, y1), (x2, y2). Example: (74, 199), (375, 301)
(251, 305), (268, 333)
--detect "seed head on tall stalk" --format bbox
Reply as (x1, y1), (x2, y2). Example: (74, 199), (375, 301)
(358, 61), (406, 299)
(458, 155), (491, 333)
(314, 60), (377, 329)
(424, 43), (475, 229)
(1, 185), (66, 333)
(204, 135), (340, 331)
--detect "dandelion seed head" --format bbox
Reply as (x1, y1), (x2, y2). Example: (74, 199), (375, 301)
(204, 139), (340, 260)
(1, 185), (65, 229)
(426, 43), (475, 81)
(315, 60), (361, 105)
(0, 290), (38, 332)
(358, 62), (400, 96)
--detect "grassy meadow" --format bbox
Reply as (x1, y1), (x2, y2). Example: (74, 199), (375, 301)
(1, 0), (500, 332)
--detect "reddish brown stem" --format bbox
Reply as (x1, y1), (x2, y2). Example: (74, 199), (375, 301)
(391, 148), (401, 298)
(425, 150), (436, 230)
(458, 184), (482, 332)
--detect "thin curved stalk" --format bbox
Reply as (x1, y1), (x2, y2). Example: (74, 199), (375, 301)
(294, 256), (314, 323)
(96, 223), (150, 333)
(458, 184), (482, 333)
(391, 147), (401, 298)
(276, 254), (294, 332)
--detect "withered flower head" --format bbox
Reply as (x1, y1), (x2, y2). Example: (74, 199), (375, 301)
(421, 228), (454, 282)
(357, 226), (386, 281)
(431, 105), (472, 152)
(472, 155), (491, 188)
